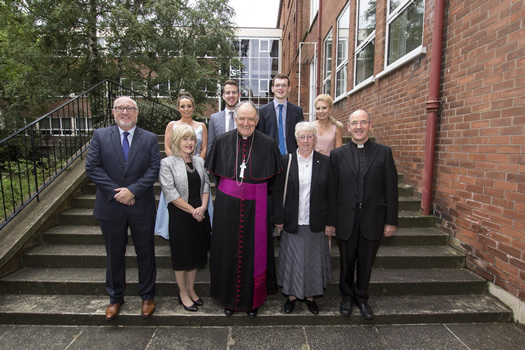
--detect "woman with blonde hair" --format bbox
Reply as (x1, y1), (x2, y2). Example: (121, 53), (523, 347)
(159, 124), (211, 312)
(313, 94), (343, 156)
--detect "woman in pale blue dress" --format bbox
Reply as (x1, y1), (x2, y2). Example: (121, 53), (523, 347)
(155, 92), (213, 239)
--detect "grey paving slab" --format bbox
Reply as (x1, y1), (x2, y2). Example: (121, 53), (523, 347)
(446, 323), (525, 350)
(306, 325), (389, 350)
(0, 325), (84, 350)
(377, 324), (465, 350)
(229, 326), (306, 350)
(67, 325), (155, 350)
(147, 327), (229, 350)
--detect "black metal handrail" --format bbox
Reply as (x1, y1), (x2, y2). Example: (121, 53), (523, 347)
(0, 80), (178, 229)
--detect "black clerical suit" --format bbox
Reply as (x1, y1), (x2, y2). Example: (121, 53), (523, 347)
(330, 140), (398, 303)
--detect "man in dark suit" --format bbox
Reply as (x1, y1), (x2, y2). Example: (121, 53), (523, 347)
(330, 109), (398, 320)
(207, 79), (240, 156)
(257, 73), (304, 155)
(85, 96), (160, 321)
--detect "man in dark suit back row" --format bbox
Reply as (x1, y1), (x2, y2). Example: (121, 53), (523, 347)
(330, 109), (398, 320)
(85, 97), (160, 321)
(257, 73), (304, 155)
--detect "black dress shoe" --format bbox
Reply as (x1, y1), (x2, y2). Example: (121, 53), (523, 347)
(191, 298), (204, 307)
(284, 298), (297, 314)
(357, 302), (374, 320)
(339, 300), (353, 317)
(247, 308), (258, 318)
(224, 308), (234, 316)
(305, 299), (319, 315)
(178, 294), (198, 312)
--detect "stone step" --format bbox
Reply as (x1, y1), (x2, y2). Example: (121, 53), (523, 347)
(0, 294), (511, 326)
(82, 181), (415, 198)
(71, 193), (423, 212)
(0, 267), (487, 297)
(41, 226), (448, 247)
(58, 209), (434, 228)
(21, 244), (465, 270)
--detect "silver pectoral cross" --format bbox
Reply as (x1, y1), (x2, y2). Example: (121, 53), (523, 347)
(239, 160), (247, 179)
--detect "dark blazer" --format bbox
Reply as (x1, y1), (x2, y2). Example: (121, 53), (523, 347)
(272, 151), (336, 233)
(85, 125), (160, 221)
(257, 101), (304, 154)
(330, 141), (398, 241)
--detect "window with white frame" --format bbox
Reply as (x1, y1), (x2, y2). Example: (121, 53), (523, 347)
(323, 31), (332, 95)
(335, 4), (350, 98)
(354, 0), (376, 86)
(310, 0), (319, 24)
(386, 0), (425, 66)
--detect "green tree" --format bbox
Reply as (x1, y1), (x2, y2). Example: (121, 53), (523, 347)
(0, 0), (239, 122)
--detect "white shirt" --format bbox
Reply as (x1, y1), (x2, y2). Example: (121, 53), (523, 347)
(225, 108), (236, 132)
(297, 150), (313, 225)
(118, 126), (136, 147)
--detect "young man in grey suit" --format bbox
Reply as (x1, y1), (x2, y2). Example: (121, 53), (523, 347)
(330, 109), (398, 320)
(85, 96), (160, 321)
(257, 73), (304, 155)
(207, 79), (240, 156)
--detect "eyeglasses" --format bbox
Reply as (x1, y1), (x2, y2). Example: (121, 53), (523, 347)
(113, 106), (138, 112)
(298, 134), (315, 141)
(349, 120), (369, 127)
(273, 84), (288, 89)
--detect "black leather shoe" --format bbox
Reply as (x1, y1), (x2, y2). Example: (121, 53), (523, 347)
(191, 298), (204, 307)
(178, 294), (198, 312)
(247, 308), (258, 318)
(339, 300), (353, 317)
(224, 308), (234, 316)
(305, 299), (319, 315)
(357, 302), (374, 320)
(284, 298), (297, 314)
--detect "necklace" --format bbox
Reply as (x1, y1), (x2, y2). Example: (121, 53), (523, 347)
(235, 132), (254, 186)
(185, 159), (195, 173)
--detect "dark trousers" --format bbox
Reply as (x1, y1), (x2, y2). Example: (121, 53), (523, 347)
(338, 210), (380, 304)
(100, 216), (157, 303)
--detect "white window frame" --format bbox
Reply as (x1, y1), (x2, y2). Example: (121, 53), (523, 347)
(354, 0), (376, 89)
(384, 0), (425, 70)
(322, 30), (333, 95)
(335, 3), (350, 100)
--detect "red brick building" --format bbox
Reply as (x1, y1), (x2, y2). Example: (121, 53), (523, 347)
(278, 0), (524, 317)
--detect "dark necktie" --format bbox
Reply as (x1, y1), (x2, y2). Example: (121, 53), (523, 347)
(228, 111), (235, 131)
(122, 131), (130, 163)
(278, 104), (286, 155)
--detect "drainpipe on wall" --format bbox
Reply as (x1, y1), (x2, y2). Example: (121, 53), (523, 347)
(422, 0), (446, 215)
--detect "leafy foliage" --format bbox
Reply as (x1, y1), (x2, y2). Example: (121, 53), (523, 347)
(0, 0), (239, 123)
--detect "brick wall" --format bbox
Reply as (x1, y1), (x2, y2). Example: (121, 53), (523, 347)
(279, 0), (525, 300)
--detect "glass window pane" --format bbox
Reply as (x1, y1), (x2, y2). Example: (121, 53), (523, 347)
(250, 39), (260, 57)
(387, 0), (424, 65)
(337, 6), (350, 67)
(357, 0), (376, 47)
(355, 39), (375, 85)
(241, 39), (250, 57)
(389, 0), (403, 13)
(335, 64), (347, 97)
(324, 33), (332, 79)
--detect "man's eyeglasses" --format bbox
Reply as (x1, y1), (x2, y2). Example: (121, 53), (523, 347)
(113, 106), (138, 112)
(349, 120), (369, 127)
(273, 84), (288, 89)
(298, 135), (315, 141)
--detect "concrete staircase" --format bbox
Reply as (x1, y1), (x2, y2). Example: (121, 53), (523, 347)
(0, 139), (513, 326)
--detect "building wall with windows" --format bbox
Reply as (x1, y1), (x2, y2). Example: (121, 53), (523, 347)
(278, 0), (524, 302)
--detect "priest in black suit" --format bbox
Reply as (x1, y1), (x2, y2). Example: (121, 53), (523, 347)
(205, 101), (283, 318)
(257, 73), (304, 155)
(330, 109), (398, 320)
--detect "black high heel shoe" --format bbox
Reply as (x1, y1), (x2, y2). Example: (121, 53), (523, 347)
(191, 297), (204, 307)
(178, 294), (198, 312)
